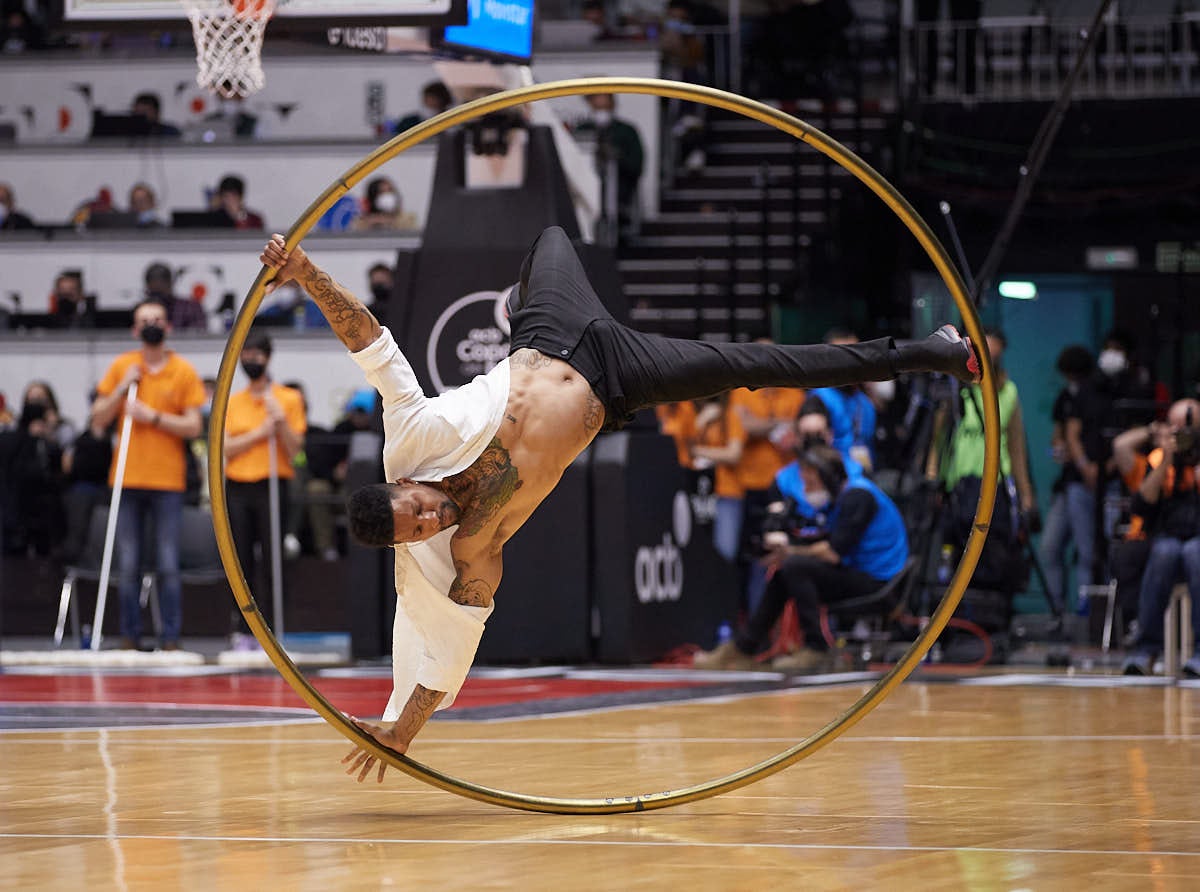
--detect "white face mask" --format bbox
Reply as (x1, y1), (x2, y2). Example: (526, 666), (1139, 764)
(592, 110), (613, 127)
(869, 379), (896, 403)
(373, 191), (398, 214)
(0, 203), (7, 225)
(1097, 349), (1128, 376)
(806, 489), (831, 509)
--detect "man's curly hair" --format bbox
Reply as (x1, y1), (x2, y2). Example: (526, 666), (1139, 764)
(347, 484), (395, 547)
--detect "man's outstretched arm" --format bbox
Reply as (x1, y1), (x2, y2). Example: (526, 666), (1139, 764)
(260, 233), (382, 352)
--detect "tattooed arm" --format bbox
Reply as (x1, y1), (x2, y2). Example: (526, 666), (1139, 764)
(342, 684), (446, 782)
(448, 549), (502, 608)
(260, 233), (382, 352)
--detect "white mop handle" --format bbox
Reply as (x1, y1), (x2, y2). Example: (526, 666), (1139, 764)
(267, 426), (284, 639)
(91, 381), (137, 650)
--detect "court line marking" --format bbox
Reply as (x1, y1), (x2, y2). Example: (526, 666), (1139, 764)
(2, 832), (1198, 858)
(3, 732), (1196, 743)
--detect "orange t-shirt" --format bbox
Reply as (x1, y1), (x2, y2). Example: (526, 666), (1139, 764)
(730, 386), (805, 491)
(696, 403), (747, 498)
(657, 401), (698, 468)
(97, 349), (206, 492)
(224, 383), (307, 483)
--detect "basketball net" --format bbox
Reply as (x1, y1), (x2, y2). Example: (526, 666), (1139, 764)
(181, 0), (277, 99)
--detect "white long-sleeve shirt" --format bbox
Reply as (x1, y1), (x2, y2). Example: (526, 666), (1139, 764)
(349, 327), (511, 714)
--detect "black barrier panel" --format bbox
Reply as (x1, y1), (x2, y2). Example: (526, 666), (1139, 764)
(344, 456), (391, 659)
(592, 432), (738, 663)
(477, 451), (591, 664)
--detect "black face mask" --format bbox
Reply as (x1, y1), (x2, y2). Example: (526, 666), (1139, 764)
(370, 284), (390, 304)
(139, 323), (165, 346)
(241, 361), (267, 380)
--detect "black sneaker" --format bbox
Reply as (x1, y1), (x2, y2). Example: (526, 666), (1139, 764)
(928, 323), (982, 385)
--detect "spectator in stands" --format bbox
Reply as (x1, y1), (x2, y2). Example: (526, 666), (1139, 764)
(352, 176), (416, 231)
(59, 395), (114, 564)
(20, 380), (77, 454)
(688, 393), (747, 565)
(729, 378), (806, 612)
(807, 328), (878, 474)
(50, 270), (95, 329)
(0, 391), (13, 430)
(0, 393), (67, 556)
(576, 93), (645, 243)
(1038, 345), (1095, 618)
(128, 182), (165, 228)
(211, 174), (265, 230)
(0, 2), (46, 53)
(0, 181), (35, 230)
(303, 388), (377, 561)
(1117, 399), (1200, 678)
(143, 261), (206, 331)
(130, 91), (181, 138)
(223, 330), (306, 649)
(390, 80), (453, 134)
(366, 262), (394, 317)
(694, 443), (909, 672)
(90, 300), (205, 649)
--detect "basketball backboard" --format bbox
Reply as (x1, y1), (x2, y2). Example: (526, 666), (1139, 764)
(52, 0), (466, 29)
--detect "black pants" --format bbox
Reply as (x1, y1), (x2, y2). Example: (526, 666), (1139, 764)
(736, 554), (885, 654)
(227, 478), (289, 634)
(510, 227), (917, 431)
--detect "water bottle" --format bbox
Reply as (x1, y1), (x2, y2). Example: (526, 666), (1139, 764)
(80, 624), (92, 650)
(936, 544), (954, 585)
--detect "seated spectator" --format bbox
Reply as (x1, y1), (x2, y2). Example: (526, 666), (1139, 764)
(0, 397), (67, 556)
(693, 443), (909, 672)
(211, 174), (265, 230)
(50, 270), (95, 329)
(128, 182), (165, 227)
(352, 176), (416, 231)
(143, 262), (206, 331)
(20, 380), (77, 454)
(366, 262), (394, 317)
(389, 80), (453, 133)
(130, 91), (181, 138)
(771, 400), (865, 524)
(0, 2), (46, 53)
(1119, 399), (1200, 677)
(0, 181), (35, 230)
(71, 186), (116, 228)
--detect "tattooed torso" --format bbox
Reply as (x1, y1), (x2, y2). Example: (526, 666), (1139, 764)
(440, 350), (604, 607)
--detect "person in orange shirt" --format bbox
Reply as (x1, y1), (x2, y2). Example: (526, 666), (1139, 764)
(689, 394), (747, 563)
(223, 331), (306, 648)
(729, 383), (805, 612)
(91, 300), (205, 649)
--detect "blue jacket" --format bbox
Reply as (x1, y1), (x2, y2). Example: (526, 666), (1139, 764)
(829, 477), (908, 581)
(810, 386), (876, 467)
(774, 453), (865, 520)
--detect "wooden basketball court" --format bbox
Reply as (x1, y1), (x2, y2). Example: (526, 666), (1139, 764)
(3, 668), (1199, 889)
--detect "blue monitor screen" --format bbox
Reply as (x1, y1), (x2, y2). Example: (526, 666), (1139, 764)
(438, 0), (535, 63)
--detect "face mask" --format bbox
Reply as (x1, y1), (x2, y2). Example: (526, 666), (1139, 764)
(592, 110), (613, 127)
(806, 489), (831, 509)
(0, 203), (7, 225)
(373, 191), (398, 214)
(1098, 349), (1128, 376)
(137, 209), (158, 225)
(870, 379), (896, 402)
(241, 360), (266, 380)
(370, 284), (391, 304)
(139, 323), (165, 346)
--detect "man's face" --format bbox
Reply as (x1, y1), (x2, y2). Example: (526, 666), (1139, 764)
(796, 414), (832, 449)
(390, 481), (459, 544)
(55, 276), (82, 305)
(130, 187), (154, 213)
(132, 304), (169, 341)
(132, 100), (157, 122)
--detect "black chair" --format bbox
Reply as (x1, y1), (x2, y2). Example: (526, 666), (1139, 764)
(54, 504), (156, 647)
(822, 556), (920, 665)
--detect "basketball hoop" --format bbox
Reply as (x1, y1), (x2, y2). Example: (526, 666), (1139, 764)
(181, 0), (277, 99)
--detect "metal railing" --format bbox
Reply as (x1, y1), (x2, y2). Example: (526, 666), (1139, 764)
(907, 12), (1200, 102)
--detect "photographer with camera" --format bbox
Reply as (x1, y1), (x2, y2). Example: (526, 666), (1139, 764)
(1116, 399), (1200, 677)
(693, 443), (908, 673)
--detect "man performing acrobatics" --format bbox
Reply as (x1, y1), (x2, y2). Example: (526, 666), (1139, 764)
(258, 226), (981, 782)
